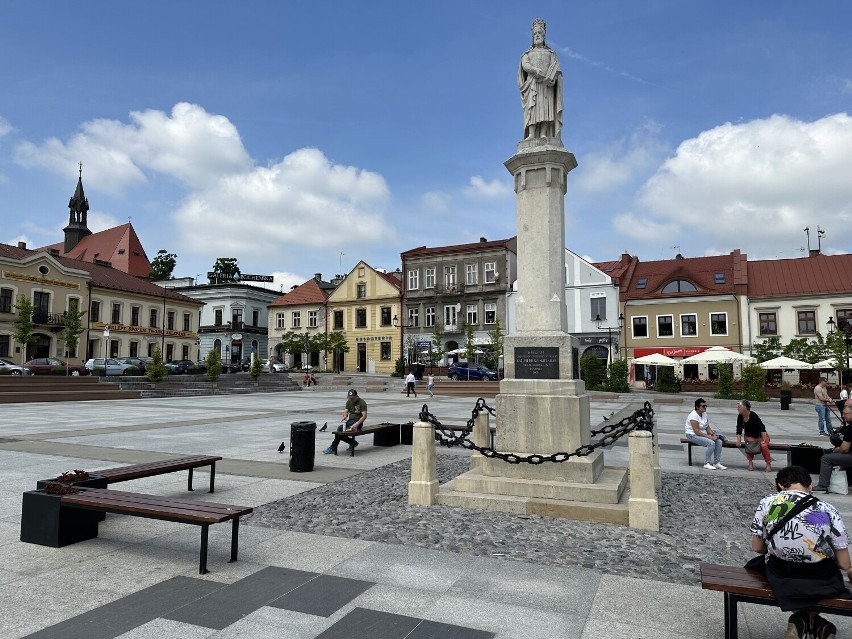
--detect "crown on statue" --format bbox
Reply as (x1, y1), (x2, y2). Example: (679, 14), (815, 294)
(531, 17), (546, 36)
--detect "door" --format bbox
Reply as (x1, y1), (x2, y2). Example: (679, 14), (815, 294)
(357, 343), (366, 372)
(31, 334), (51, 359)
(33, 292), (50, 324)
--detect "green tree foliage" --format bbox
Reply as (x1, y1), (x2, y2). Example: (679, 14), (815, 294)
(278, 331), (305, 358)
(714, 364), (735, 399)
(431, 326), (446, 365)
(752, 337), (783, 363)
(211, 257), (240, 282)
(463, 323), (477, 362)
(783, 338), (812, 363)
(249, 353), (263, 381)
(12, 295), (36, 365)
(605, 359), (630, 393)
(393, 357), (406, 378)
(579, 352), (606, 391)
(741, 364), (768, 402)
(148, 250), (177, 280)
(824, 330), (848, 372)
(58, 307), (86, 370)
(655, 366), (681, 393)
(146, 348), (168, 382)
(483, 319), (504, 370)
(205, 347), (222, 382)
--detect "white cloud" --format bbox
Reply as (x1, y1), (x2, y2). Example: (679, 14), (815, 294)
(465, 176), (512, 199)
(612, 211), (679, 241)
(576, 121), (667, 193)
(0, 115), (12, 137)
(629, 113), (852, 255)
(420, 191), (451, 211)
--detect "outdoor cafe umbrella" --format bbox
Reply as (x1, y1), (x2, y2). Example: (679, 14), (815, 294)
(680, 346), (755, 364)
(632, 353), (679, 366)
(758, 356), (813, 370)
(811, 359), (837, 370)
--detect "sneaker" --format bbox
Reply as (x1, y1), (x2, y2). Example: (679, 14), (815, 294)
(347, 440), (359, 451)
(783, 612), (808, 639)
(714, 462), (727, 470)
(322, 447), (335, 455)
(811, 615), (837, 639)
(703, 463), (717, 470)
(812, 484), (829, 492)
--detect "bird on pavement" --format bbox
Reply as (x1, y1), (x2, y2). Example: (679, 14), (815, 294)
(277, 441), (286, 453)
(319, 422), (328, 432)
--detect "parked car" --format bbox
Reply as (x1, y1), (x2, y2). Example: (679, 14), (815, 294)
(119, 357), (152, 373)
(84, 358), (138, 376)
(447, 363), (498, 381)
(165, 359), (197, 375)
(240, 357), (252, 372)
(0, 358), (34, 376)
(23, 358), (89, 376)
(262, 360), (287, 373)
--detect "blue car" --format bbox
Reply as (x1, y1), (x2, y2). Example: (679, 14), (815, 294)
(448, 364), (498, 381)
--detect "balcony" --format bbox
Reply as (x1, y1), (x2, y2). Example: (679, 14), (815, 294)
(32, 312), (67, 326)
(444, 323), (459, 333)
(435, 283), (465, 295)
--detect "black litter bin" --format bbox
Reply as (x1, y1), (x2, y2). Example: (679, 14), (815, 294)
(780, 390), (792, 410)
(289, 421), (316, 472)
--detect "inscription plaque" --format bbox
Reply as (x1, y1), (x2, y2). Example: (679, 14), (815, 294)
(515, 346), (559, 379)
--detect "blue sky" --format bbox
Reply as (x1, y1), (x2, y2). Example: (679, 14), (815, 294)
(1, 1), (850, 291)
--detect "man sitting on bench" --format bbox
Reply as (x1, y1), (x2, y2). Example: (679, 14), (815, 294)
(323, 389), (367, 456)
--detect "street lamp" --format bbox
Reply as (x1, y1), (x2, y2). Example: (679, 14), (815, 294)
(827, 317), (852, 380)
(392, 314), (415, 364)
(594, 313), (625, 367)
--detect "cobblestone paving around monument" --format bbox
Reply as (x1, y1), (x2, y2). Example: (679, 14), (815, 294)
(247, 452), (774, 586)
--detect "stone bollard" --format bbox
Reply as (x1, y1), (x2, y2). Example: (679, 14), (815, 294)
(628, 430), (659, 531)
(651, 428), (662, 491)
(470, 411), (490, 472)
(408, 421), (438, 506)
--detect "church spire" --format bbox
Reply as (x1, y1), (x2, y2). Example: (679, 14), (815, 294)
(63, 162), (92, 253)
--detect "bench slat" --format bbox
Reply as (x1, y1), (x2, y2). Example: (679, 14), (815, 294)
(95, 455), (221, 481)
(680, 438), (791, 451)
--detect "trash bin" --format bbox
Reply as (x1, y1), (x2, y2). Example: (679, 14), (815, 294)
(289, 421), (316, 472)
(780, 390), (792, 410)
(413, 363), (425, 380)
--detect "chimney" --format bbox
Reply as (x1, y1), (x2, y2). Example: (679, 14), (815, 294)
(621, 252), (631, 265)
(809, 249), (821, 257)
(480, 237), (487, 243)
(17, 241), (26, 249)
(315, 273), (322, 281)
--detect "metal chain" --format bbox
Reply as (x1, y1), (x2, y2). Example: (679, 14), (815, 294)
(419, 399), (654, 464)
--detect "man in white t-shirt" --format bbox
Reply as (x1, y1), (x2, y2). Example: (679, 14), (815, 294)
(405, 371), (417, 398)
(685, 397), (728, 470)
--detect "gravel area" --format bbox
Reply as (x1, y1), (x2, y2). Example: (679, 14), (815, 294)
(246, 453), (776, 586)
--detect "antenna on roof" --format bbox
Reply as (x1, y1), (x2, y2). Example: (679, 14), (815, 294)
(803, 226), (811, 252)
(817, 226), (825, 252)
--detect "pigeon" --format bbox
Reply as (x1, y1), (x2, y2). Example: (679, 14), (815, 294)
(277, 442), (286, 453)
(319, 422), (328, 432)
(602, 415), (609, 422)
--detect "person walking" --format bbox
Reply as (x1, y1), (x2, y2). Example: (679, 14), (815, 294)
(405, 371), (417, 398)
(427, 374), (434, 398)
(685, 397), (727, 470)
(815, 378), (833, 436)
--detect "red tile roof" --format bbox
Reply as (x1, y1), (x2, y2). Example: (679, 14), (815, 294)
(401, 237), (516, 258)
(269, 278), (332, 307)
(623, 251), (744, 300)
(748, 253), (852, 298)
(36, 223), (152, 278)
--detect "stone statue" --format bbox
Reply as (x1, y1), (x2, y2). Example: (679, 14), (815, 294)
(518, 17), (563, 141)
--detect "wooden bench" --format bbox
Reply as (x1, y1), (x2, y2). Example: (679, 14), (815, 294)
(60, 487), (251, 574)
(332, 423), (402, 455)
(700, 562), (852, 639)
(90, 455), (223, 492)
(680, 438), (793, 467)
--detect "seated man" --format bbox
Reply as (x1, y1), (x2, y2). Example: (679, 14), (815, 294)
(684, 397), (728, 470)
(323, 389), (367, 456)
(813, 403), (852, 493)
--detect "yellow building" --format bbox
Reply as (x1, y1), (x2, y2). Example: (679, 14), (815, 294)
(326, 261), (402, 374)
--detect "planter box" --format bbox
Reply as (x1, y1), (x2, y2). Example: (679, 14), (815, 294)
(36, 476), (107, 491)
(20, 490), (100, 547)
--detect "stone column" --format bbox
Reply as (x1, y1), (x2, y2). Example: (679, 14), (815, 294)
(628, 430), (659, 531)
(470, 410), (490, 473)
(408, 421), (438, 505)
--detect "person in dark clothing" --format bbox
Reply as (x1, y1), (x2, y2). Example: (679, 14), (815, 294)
(813, 404), (852, 493)
(735, 399), (773, 472)
(323, 389), (367, 456)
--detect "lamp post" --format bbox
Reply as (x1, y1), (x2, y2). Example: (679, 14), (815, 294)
(827, 317), (852, 382)
(594, 313), (625, 367)
(392, 314), (415, 366)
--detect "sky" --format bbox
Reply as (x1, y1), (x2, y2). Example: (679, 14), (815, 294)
(1, 1), (850, 293)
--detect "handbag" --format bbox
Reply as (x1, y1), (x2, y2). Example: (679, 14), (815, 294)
(745, 494), (819, 574)
(744, 439), (762, 455)
(829, 467), (849, 495)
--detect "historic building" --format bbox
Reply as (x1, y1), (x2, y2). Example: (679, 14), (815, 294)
(267, 274), (336, 369)
(400, 238), (516, 364)
(326, 261), (402, 374)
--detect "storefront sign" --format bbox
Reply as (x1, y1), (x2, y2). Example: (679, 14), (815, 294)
(514, 346), (559, 379)
(92, 323), (196, 339)
(207, 272), (274, 283)
(355, 336), (394, 342)
(634, 346), (710, 358)
(579, 336), (611, 345)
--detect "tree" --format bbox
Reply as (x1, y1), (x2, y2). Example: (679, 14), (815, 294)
(12, 295), (36, 365)
(148, 250), (177, 280)
(605, 360), (630, 393)
(579, 352), (606, 391)
(752, 337), (782, 363)
(205, 348), (222, 382)
(211, 257), (240, 282)
(58, 307), (86, 372)
(146, 348), (168, 382)
(277, 331), (305, 360)
(325, 331), (349, 372)
(483, 319), (505, 370)
(783, 338), (812, 363)
(431, 326), (446, 366)
(714, 364), (735, 399)
(463, 323), (477, 363)
(248, 352), (263, 382)
(741, 364), (768, 402)
(655, 366), (681, 393)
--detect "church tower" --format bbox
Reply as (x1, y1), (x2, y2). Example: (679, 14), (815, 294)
(63, 163), (92, 253)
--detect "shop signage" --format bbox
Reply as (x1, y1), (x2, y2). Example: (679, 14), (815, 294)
(633, 346), (710, 358)
(579, 336), (611, 345)
(207, 272), (274, 283)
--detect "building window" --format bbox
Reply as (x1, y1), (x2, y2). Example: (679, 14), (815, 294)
(252, 309), (259, 326)
(408, 308), (419, 327)
(110, 339), (119, 358)
(183, 313), (191, 332)
(380, 342), (391, 360)
(636, 279), (647, 289)
(357, 284), (366, 299)
(590, 297), (606, 321)
(714, 273), (726, 284)
(484, 303), (496, 324)
(214, 308), (223, 325)
(356, 309), (367, 328)
(836, 309), (852, 330)
(292, 311), (301, 329)
(68, 298), (79, 314)
(129, 341), (138, 357)
(111, 303), (121, 324)
(407, 270), (419, 291)
(33, 291), (49, 322)
(147, 343), (154, 357)
(167, 311), (175, 330)
(380, 307), (392, 326)
(425, 268), (435, 289)
(182, 345), (190, 360)
(466, 304), (478, 326)
(131, 306), (140, 327)
(797, 310), (816, 335)
(484, 262), (496, 284)
(0, 288), (12, 313)
(232, 308), (243, 325)
(444, 305), (457, 329)
(149, 308), (158, 328)
(681, 314), (698, 336)
(662, 280), (698, 293)
(466, 264), (478, 285)
(0, 334), (9, 357)
(334, 310), (344, 330)
(308, 310), (318, 328)
(759, 312), (777, 336)
(444, 266), (457, 288)
(710, 313), (728, 336)
(91, 301), (101, 323)
(425, 306), (436, 327)
(657, 315), (674, 337)
(166, 344), (174, 362)
(632, 316), (648, 338)
(276, 312), (286, 329)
